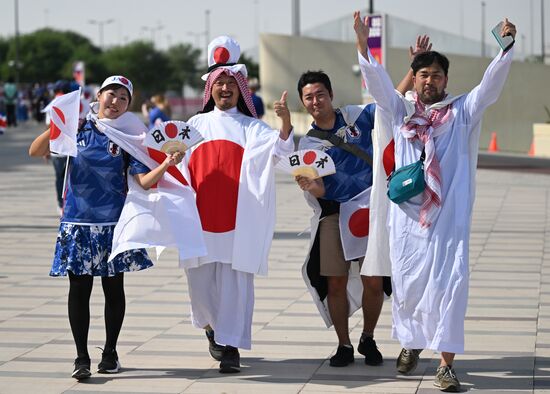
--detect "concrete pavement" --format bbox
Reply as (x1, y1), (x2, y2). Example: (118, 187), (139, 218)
(1, 122), (550, 393)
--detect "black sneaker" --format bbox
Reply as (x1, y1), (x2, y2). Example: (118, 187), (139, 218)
(396, 348), (422, 374)
(329, 345), (354, 367)
(206, 329), (224, 361)
(219, 346), (240, 373)
(97, 348), (121, 374)
(357, 335), (383, 366)
(72, 356), (91, 380)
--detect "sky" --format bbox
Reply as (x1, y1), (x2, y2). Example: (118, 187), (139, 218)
(0, 0), (547, 58)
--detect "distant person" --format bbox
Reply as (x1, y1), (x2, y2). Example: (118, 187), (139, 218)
(32, 83), (50, 123)
(4, 77), (18, 127)
(248, 77), (265, 119)
(142, 94), (171, 128)
(29, 75), (184, 381)
(354, 12), (516, 392)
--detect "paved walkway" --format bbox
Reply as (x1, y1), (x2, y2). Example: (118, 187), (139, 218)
(1, 122), (550, 393)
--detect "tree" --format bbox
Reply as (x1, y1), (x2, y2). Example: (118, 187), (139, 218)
(164, 43), (203, 92)
(0, 29), (100, 83)
(102, 41), (171, 94)
(240, 53), (259, 80)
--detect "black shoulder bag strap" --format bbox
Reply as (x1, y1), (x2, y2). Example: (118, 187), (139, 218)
(306, 129), (373, 167)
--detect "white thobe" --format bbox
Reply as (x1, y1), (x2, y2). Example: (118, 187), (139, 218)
(359, 48), (513, 353)
(180, 106), (294, 349)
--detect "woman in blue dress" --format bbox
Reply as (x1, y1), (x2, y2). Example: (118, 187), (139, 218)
(29, 76), (182, 380)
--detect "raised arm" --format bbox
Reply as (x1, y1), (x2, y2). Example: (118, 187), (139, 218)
(353, 11), (401, 115)
(134, 151), (184, 190)
(464, 18), (516, 122)
(396, 35), (433, 94)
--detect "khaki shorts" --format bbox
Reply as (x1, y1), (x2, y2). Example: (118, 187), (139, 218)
(318, 213), (363, 276)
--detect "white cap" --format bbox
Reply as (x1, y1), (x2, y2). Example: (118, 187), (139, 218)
(99, 75), (133, 98)
(201, 36), (243, 81)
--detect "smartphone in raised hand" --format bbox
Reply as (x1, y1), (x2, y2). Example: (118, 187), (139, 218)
(491, 21), (514, 51)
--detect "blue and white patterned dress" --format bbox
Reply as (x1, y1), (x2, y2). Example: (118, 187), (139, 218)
(50, 120), (153, 277)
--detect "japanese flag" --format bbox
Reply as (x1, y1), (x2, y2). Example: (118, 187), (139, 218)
(0, 114), (6, 133)
(275, 149), (336, 179)
(43, 89), (80, 157)
(339, 187), (371, 261)
(361, 107), (394, 276)
(143, 121), (204, 154)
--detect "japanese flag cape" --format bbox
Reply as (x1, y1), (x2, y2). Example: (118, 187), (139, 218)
(299, 105), (389, 327)
(178, 108), (294, 276)
(87, 111), (207, 263)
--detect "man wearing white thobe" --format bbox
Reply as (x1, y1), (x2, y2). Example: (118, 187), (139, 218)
(179, 36), (294, 374)
(353, 11), (516, 392)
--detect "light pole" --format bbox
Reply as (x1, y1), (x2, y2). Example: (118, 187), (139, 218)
(481, 1), (486, 58)
(291, 0), (300, 36)
(88, 18), (114, 49)
(542, 0), (546, 62)
(204, 10), (211, 65)
(14, 0), (20, 84)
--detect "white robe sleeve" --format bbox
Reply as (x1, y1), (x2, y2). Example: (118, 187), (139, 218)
(273, 128), (295, 157)
(463, 47), (514, 126)
(357, 49), (404, 123)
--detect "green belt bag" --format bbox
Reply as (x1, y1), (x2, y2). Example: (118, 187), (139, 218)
(387, 148), (425, 204)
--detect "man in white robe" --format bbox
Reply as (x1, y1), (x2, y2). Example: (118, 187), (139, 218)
(353, 11), (516, 392)
(179, 36), (294, 374)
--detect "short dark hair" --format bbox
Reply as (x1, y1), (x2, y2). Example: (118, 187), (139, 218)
(297, 70), (332, 101)
(411, 51), (450, 76)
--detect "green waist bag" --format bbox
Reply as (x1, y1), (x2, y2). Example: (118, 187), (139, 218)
(387, 148), (425, 204)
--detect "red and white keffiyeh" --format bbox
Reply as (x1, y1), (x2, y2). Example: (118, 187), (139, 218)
(203, 67), (257, 118)
(401, 93), (453, 228)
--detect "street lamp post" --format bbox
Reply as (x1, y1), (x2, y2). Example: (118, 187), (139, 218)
(542, 0), (546, 62)
(14, 0), (20, 84)
(88, 18), (114, 49)
(481, 1), (486, 58)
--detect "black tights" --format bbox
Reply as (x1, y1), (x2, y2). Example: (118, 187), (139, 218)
(68, 271), (126, 358)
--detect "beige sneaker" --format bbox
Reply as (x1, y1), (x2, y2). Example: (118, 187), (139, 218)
(434, 365), (461, 392)
(396, 348), (422, 374)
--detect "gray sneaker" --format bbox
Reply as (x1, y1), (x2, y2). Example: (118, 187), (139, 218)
(434, 365), (461, 392)
(396, 348), (422, 374)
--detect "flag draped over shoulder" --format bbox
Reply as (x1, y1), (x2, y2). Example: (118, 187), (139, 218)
(339, 187), (371, 261)
(362, 106), (394, 277)
(43, 89), (81, 157)
(88, 111), (207, 263)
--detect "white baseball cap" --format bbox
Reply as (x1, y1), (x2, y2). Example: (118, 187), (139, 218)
(99, 75), (133, 98)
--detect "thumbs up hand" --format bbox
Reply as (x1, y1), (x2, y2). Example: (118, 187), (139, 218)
(273, 90), (293, 140)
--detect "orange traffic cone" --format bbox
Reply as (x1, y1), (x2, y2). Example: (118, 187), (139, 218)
(529, 139), (535, 156)
(488, 132), (499, 152)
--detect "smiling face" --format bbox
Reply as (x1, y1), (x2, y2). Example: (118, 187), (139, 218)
(211, 73), (240, 111)
(413, 63), (448, 105)
(300, 82), (334, 122)
(97, 85), (130, 119)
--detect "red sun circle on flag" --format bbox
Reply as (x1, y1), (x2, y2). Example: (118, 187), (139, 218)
(383, 139), (395, 177)
(348, 208), (370, 237)
(50, 123), (62, 140)
(49, 106), (66, 140)
(213, 47), (230, 64)
(189, 140), (244, 233)
(303, 150), (317, 165)
(165, 123), (178, 138)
